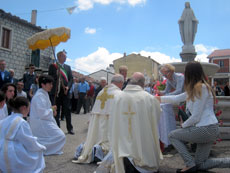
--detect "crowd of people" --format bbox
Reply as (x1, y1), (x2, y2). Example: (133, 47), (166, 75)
(1, 52), (230, 173)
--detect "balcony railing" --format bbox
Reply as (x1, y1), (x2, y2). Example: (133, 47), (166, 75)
(217, 66), (229, 73)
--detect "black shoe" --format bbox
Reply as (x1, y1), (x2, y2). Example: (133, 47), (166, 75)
(68, 130), (75, 135)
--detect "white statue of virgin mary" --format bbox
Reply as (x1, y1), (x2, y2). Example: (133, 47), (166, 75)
(178, 2), (199, 53)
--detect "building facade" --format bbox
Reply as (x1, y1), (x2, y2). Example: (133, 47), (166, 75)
(208, 49), (230, 86)
(0, 9), (53, 79)
(88, 69), (115, 83)
(113, 53), (160, 84)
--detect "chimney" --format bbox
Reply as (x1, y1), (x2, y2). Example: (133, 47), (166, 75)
(31, 10), (37, 25)
(124, 52), (126, 57)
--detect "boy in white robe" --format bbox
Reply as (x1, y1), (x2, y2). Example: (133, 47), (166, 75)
(0, 97), (46, 173)
(110, 72), (162, 173)
(30, 75), (66, 155)
(72, 74), (124, 164)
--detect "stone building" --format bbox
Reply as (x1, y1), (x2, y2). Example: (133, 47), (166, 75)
(208, 49), (230, 86)
(88, 69), (115, 83)
(113, 53), (160, 83)
(0, 9), (53, 79)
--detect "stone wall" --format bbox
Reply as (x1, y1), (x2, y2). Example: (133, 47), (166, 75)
(0, 14), (52, 79)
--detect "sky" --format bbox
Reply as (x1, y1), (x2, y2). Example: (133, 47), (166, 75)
(1, 0), (230, 74)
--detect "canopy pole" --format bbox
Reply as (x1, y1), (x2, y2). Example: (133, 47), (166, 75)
(49, 38), (57, 61)
(49, 38), (59, 105)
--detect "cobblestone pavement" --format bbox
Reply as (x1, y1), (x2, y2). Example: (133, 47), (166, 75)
(44, 113), (230, 173)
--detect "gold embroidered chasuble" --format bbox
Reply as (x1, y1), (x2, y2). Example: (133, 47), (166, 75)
(110, 85), (163, 173)
(76, 84), (122, 163)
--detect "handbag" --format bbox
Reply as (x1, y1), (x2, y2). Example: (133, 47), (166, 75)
(178, 109), (189, 122)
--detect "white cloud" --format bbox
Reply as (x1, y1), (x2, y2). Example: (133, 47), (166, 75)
(85, 27), (97, 34)
(71, 47), (180, 74)
(73, 47), (123, 73)
(94, 0), (114, 5)
(137, 50), (181, 64)
(195, 44), (218, 62)
(70, 44), (218, 74)
(76, 0), (94, 11)
(75, 0), (146, 11)
(66, 58), (72, 62)
(128, 0), (146, 6)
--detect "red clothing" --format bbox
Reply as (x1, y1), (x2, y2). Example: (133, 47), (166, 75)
(87, 85), (95, 97)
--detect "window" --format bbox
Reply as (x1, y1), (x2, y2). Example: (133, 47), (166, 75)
(1, 27), (12, 49)
(219, 60), (224, 67)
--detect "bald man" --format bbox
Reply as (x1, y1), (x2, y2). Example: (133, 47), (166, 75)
(110, 72), (162, 173)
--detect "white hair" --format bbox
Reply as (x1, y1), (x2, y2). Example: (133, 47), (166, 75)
(100, 77), (107, 82)
(111, 74), (124, 83)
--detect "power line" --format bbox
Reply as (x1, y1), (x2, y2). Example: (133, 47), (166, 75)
(15, 7), (71, 15)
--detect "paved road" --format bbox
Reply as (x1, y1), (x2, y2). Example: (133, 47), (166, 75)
(44, 113), (230, 173)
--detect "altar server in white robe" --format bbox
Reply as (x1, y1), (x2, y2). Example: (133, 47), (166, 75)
(72, 74), (124, 164)
(111, 72), (162, 173)
(0, 91), (8, 120)
(30, 75), (66, 155)
(0, 97), (46, 173)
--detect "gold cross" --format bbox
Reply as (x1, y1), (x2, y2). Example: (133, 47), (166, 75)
(123, 104), (136, 138)
(96, 87), (114, 109)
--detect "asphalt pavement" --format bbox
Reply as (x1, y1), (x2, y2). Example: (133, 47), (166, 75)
(44, 112), (230, 173)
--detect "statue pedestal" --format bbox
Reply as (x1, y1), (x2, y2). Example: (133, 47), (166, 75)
(180, 52), (197, 62)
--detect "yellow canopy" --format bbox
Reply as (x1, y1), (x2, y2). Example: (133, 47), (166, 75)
(27, 27), (71, 50)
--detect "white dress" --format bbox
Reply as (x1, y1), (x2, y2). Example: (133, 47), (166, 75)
(0, 113), (46, 173)
(30, 88), (66, 155)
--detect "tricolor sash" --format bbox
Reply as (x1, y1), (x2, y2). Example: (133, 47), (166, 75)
(53, 63), (68, 83)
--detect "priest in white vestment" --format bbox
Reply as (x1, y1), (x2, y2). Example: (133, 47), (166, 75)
(0, 97), (46, 173)
(72, 74), (124, 164)
(30, 75), (66, 155)
(110, 72), (163, 173)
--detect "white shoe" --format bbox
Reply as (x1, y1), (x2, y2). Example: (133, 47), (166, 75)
(96, 161), (102, 165)
(72, 159), (81, 164)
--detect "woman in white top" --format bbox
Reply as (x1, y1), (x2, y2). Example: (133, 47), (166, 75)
(157, 62), (230, 173)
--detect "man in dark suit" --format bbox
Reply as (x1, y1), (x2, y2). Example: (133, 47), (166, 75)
(0, 59), (12, 89)
(48, 51), (74, 135)
(9, 69), (18, 85)
(23, 64), (36, 100)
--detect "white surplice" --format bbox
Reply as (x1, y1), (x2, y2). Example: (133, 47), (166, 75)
(111, 85), (163, 173)
(30, 88), (66, 155)
(0, 104), (8, 120)
(0, 113), (46, 173)
(75, 84), (122, 163)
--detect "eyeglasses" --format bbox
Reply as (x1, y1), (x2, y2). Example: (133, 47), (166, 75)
(159, 70), (170, 77)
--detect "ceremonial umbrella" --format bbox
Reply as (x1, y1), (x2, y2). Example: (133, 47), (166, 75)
(27, 27), (71, 59)
(27, 27), (71, 103)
